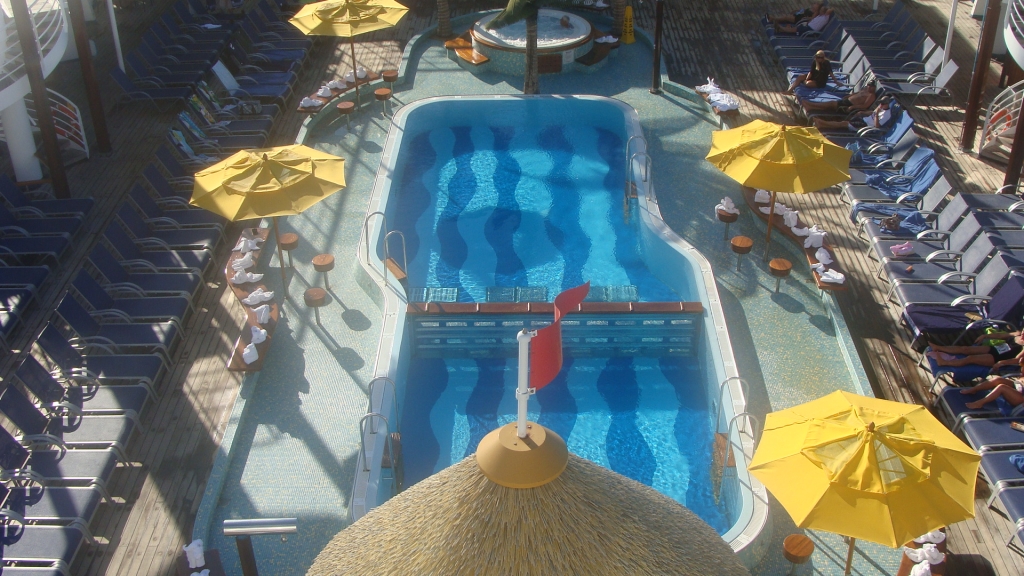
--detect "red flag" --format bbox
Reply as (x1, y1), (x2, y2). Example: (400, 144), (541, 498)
(530, 282), (590, 390)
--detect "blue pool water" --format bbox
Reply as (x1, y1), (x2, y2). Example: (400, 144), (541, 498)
(400, 354), (731, 534)
(383, 98), (685, 302)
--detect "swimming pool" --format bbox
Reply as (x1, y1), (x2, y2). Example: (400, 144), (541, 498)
(355, 95), (767, 562)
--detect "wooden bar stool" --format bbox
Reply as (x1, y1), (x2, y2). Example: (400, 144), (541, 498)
(374, 88), (393, 119)
(382, 69), (398, 91)
(782, 534), (814, 575)
(304, 287), (328, 326)
(279, 233), (299, 269)
(730, 236), (753, 272)
(337, 101), (355, 130)
(312, 253), (335, 290)
(769, 258), (792, 293)
(717, 208), (738, 240)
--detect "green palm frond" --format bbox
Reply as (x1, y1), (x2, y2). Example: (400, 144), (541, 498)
(486, 0), (587, 29)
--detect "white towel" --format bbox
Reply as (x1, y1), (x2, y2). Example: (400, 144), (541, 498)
(804, 226), (827, 248)
(344, 70), (356, 83)
(759, 202), (788, 215)
(811, 262), (827, 274)
(910, 562), (932, 576)
(815, 247), (833, 265)
(696, 77), (722, 94)
(715, 197), (740, 215)
(233, 236), (263, 253)
(231, 270), (264, 285)
(317, 86), (332, 98)
(183, 540), (205, 569)
(594, 0), (608, 8)
(783, 210), (799, 228)
(241, 287), (274, 306)
(300, 97), (322, 109)
(191, 571), (211, 576)
(231, 252), (254, 271)
(791, 226), (810, 236)
(707, 92), (739, 111)
(253, 304), (272, 324)
(820, 269), (845, 284)
(242, 343), (259, 364)
(754, 189), (770, 203)
(356, 66), (367, 79)
(905, 544), (944, 565)
(327, 79), (345, 90)
(914, 531), (946, 545)
(251, 326), (267, 344)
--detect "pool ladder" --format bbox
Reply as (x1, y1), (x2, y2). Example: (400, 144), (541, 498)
(711, 378), (760, 503)
(359, 377), (403, 494)
(624, 136), (652, 222)
(361, 212), (409, 290)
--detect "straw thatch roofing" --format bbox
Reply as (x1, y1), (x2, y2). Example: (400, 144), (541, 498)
(308, 454), (749, 575)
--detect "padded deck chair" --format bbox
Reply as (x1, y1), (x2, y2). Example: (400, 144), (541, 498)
(0, 483), (104, 544)
(902, 273), (1024, 351)
(127, 185), (225, 240)
(73, 270), (190, 329)
(102, 224), (211, 276)
(962, 415), (1024, 452)
(175, 113), (268, 154)
(938, 386), (1024, 434)
(153, 146), (194, 185)
(845, 156), (940, 206)
(110, 68), (190, 112)
(851, 176), (950, 237)
(136, 40), (214, 75)
(124, 53), (204, 89)
(16, 356), (147, 429)
(846, 128), (919, 168)
(237, 19), (310, 50)
(859, 187), (990, 246)
(0, 524), (86, 575)
(990, 486), (1024, 555)
(871, 48), (945, 82)
(117, 204), (220, 251)
(87, 243), (200, 305)
(0, 204), (78, 238)
(185, 101), (273, 137)
(0, 236), (69, 265)
(980, 452), (1024, 510)
(0, 176), (92, 218)
(0, 426), (118, 503)
(0, 264), (48, 290)
(826, 105), (915, 151)
(891, 252), (1024, 310)
(142, 163), (189, 202)
(36, 323), (163, 396)
(880, 233), (1016, 291)
(56, 295), (178, 365)
(845, 145), (935, 187)
(0, 385), (135, 464)
(877, 60), (959, 106)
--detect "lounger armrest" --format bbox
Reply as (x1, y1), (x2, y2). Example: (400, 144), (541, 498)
(155, 197), (193, 210)
(895, 191), (921, 204)
(75, 341), (117, 355)
(857, 127), (885, 138)
(21, 433), (67, 451)
(105, 281), (148, 295)
(144, 216), (184, 229)
(157, 53), (184, 65)
(45, 401), (84, 419)
(105, 283), (147, 298)
(907, 72), (937, 84)
(884, 174), (911, 184)
(872, 159), (903, 170)
(119, 260), (161, 274)
(951, 295), (989, 306)
(1007, 201), (1024, 213)
(0, 225), (31, 237)
(937, 271), (975, 283)
(10, 205), (46, 218)
(90, 309), (134, 324)
(916, 229), (951, 240)
(0, 468), (45, 488)
(916, 86), (950, 97)
(995, 185), (1023, 195)
(866, 142), (894, 154)
(0, 509), (26, 529)
(877, 31), (897, 41)
(869, 21), (892, 30)
(247, 53), (272, 63)
(898, 61), (925, 71)
(251, 41), (277, 50)
(892, 49), (913, 59)
(161, 43), (189, 54)
(925, 250), (963, 262)
(258, 30), (285, 42)
(239, 63), (270, 75)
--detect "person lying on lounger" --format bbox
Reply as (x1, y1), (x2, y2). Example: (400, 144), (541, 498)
(766, 2), (824, 24)
(812, 96), (893, 131)
(774, 6), (833, 35)
(786, 50), (845, 94)
(959, 375), (1024, 410)
(927, 330), (1024, 369)
(801, 82), (876, 114)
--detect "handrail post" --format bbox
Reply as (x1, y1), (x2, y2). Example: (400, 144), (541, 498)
(368, 376), (399, 423)
(713, 377), (749, 434)
(359, 412), (392, 472)
(717, 412), (760, 501)
(361, 211), (387, 277)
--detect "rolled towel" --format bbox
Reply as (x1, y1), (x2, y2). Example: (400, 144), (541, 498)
(317, 86), (332, 98)
(231, 252), (254, 271)
(754, 189), (770, 203)
(183, 540), (205, 569)
(759, 202), (788, 215)
(253, 304), (272, 324)
(356, 66), (367, 79)
(890, 241), (915, 256)
(696, 77), (722, 94)
(594, 0), (608, 8)
(910, 562), (932, 576)
(905, 544), (944, 565)
(791, 226), (810, 236)
(191, 570), (211, 576)
(716, 197), (739, 214)
(783, 210), (799, 228)
(914, 531), (946, 545)
(707, 92), (739, 111)
(241, 287), (274, 306)
(250, 326), (267, 344)
(804, 226), (827, 248)
(242, 343), (259, 364)
(231, 270), (264, 285)
(344, 70), (356, 83)
(815, 247), (833, 265)
(811, 263), (827, 274)
(820, 269), (845, 284)
(327, 79), (345, 90)
(233, 236), (264, 253)
(300, 97), (322, 109)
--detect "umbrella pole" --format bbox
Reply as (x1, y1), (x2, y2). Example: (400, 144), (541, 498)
(763, 190), (776, 261)
(350, 36), (359, 107)
(843, 537), (856, 575)
(273, 216), (288, 298)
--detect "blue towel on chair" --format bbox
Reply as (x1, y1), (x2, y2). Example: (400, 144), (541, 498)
(794, 85), (847, 103)
(847, 142), (890, 166)
(849, 205), (928, 234)
(998, 396), (1016, 417)
(1011, 453), (1024, 475)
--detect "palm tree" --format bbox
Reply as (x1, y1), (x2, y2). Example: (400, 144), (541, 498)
(436, 0), (453, 39)
(487, 0), (583, 95)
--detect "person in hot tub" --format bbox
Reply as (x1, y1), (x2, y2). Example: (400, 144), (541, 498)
(926, 330), (1024, 370)
(560, 15), (573, 29)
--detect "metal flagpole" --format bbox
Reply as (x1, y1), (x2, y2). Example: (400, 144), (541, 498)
(516, 329), (537, 438)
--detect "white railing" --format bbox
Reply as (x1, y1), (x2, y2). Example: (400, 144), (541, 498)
(980, 78), (1024, 162)
(1006, 0), (1024, 71)
(0, 87), (88, 160)
(0, 0), (69, 111)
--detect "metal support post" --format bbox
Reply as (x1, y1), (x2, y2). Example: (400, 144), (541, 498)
(650, 0), (664, 94)
(67, 0), (110, 152)
(960, 0), (1003, 151)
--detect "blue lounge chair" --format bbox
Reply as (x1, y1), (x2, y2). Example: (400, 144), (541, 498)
(136, 39), (213, 74)
(15, 355), (147, 428)
(128, 185), (226, 236)
(0, 524), (86, 575)
(110, 68), (190, 112)
(124, 53), (204, 89)
(0, 426), (118, 503)
(0, 264), (48, 290)
(845, 157), (942, 204)
(877, 60), (959, 106)
(0, 176), (92, 217)
(87, 243), (200, 304)
(175, 112), (268, 154)
(989, 485), (1024, 554)
(36, 323), (163, 396)
(117, 204), (220, 251)
(0, 204), (78, 238)
(962, 415), (1024, 452)
(72, 270), (191, 328)
(56, 295), (178, 365)
(881, 233), (1017, 292)
(0, 484), (103, 543)
(845, 146), (935, 188)
(0, 236), (69, 264)
(938, 386), (1024, 434)
(891, 251), (1024, 309)
(153, 147), (195, 185)
(142, 163), (190, 202)
(102, 224), (211, 276)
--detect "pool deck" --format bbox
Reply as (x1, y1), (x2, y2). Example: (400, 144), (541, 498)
(1, 0), (1020, 574)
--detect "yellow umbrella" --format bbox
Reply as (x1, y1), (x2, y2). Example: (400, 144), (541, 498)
(191, 145), (346, 289)
(706, 120), (852, 258)
(748, 390), (980, 575)
(289, 0), (409, 105)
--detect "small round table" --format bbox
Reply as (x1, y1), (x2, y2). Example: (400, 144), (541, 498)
(304, 287), (328, 326)
(374, 88), (393, 119)
(769, 258), (793, 293)
(312, 253), (335, 290)
(279, 233), (299, 269)
(730, 236), (753, 272)
(716, 209), (738, 240)
(782, 534), (814, 575)
(337, 100), (355, 130)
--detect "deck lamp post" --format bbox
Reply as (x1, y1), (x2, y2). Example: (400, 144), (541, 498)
(650, 0), (664, 94)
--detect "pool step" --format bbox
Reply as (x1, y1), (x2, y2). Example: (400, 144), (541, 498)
(445, 32), (490, 66)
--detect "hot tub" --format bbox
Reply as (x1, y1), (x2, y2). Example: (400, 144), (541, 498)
(470, 10), (594, 75)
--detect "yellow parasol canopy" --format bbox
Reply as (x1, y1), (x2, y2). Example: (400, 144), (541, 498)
(288, 0), (409, 37)
(190, 145), (345, 222)
(706, 119), (852, 193)
(749, 391), (979, 570)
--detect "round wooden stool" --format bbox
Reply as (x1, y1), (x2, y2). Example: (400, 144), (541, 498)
(769, 258), (793, 293)
(337, 100), (355, 130)
(782, 534), (814, 575)
(730, 236), (753, 272)
(717, 208), (738, 240)
(304, 287), (328, 326)
(312, 253), (335, 290)
(279, 233), (299, 269)
(374, 88), (393, 119)
(381, 69), (398, 91)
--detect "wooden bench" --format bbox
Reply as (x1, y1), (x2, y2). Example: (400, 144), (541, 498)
(224, 228), (283, 371)
(295, 71), (381, 114)
(445, 32), (490, 65)
(741, 187), (849, 291)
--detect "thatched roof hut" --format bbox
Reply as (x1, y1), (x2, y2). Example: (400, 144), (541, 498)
(308, 422), (749, 575)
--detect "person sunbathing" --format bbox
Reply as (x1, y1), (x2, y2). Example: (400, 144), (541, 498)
(812, 96), (893, 131)
(786, 50), (844, 94)
(927, 330), (1024, 369)
(774, 6), (832, 35)
(766, 2), (824, 24)
(801, 82), (876, 114)
(959, 376), (1024, 410)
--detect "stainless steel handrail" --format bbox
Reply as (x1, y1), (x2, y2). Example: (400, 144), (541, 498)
(366, 377), (398, 434)
(0, 0), (66, 97)
(360, 211), (387, 278)
(717, 411), (760, 501)
(713, 377), (749, 435)
(625, 135), (647, 194)
(359, 412), (394, 475)
(383, 229), (408, 288)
